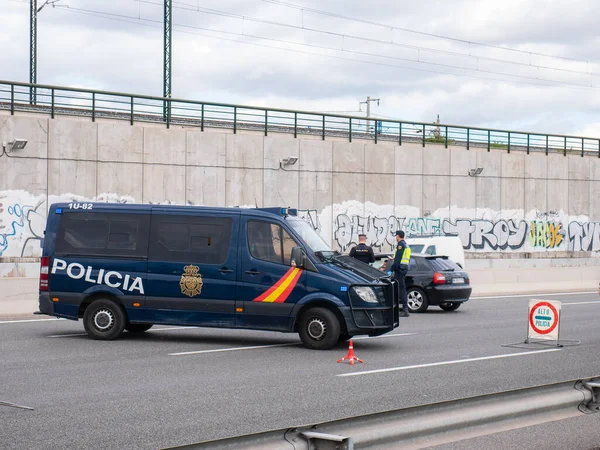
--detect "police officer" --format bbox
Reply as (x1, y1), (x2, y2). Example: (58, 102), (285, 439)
(391, 230), (411, 317)
(349, 234), (375, 264)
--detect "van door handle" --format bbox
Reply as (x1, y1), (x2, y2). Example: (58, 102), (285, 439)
(245, 270), (261, 275)
(219, 268), (234, 273)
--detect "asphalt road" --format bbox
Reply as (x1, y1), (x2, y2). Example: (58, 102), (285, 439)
(1, 291), (600, 450)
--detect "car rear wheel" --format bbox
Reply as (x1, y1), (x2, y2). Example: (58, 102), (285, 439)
(125, 323), (153, 333)
(439, 302), (461, 311)
(407, 287), (428, 313)
(83, 299), (126, 340)
(298, 307), (341, 350)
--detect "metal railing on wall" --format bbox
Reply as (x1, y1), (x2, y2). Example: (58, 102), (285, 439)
(1, 80), (599, 157)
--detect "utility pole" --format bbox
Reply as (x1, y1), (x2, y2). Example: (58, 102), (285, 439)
(30, 0), (37, 104)
(359, 96), (380, 133)
(30, 0), (60, 105)
(163, 0), (172, 121)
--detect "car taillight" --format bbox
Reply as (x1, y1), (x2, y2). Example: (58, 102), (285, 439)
(433, 272), (447, 285)
(40, 257), (49, 291)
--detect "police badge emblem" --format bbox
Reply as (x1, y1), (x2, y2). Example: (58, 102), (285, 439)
(180, 265), (203, 297)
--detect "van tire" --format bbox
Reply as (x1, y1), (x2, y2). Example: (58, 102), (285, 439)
(126, 323), (153, 333)
(298, 307), (341, 350)
(83, 299), (126, 340)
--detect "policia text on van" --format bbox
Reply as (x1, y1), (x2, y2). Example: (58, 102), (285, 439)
(37, 203), (399, 349)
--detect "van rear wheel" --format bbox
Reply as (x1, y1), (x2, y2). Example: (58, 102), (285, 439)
(83, 299), (126, 340)
(126, 323), (153, 333)
(298, 307), (340, 350)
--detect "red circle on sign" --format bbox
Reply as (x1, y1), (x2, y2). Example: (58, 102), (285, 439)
(529, 301), (559, 335)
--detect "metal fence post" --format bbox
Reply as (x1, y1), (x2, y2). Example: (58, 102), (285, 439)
(294, 112), (297, 138)
(467, 128), (470, 150)
(264, 110), (268, 136)
(374, 120), (378, 144)
(487, 130), (490, 152)
(598, 140), (600, 158)
(166, 99), (171, 129)
(399, 122), (402, 146)
(201, 104), (204, 131)
(527, 134), (530, 154)
(545, 135), (548, 155)
(233, 106), (237, 134)
(349, 117), (352, 143)
(582, 138), (584, 157)
(322, 115), (325, 140)
(92, 92), (95, 122)
(422, 123), (425, 147)
(445, 126), (448, 149)
(130, 97), (134, 125)
(10, 84), (14, 115)
(564, 136), (567, 156)
(508, 132), (511, 153)
(51, 88), (55, 119)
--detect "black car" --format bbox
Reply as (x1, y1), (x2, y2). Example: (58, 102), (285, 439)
(373, 254), (472, 313)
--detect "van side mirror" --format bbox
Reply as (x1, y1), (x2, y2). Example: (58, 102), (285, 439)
(291, 247), (305, 268)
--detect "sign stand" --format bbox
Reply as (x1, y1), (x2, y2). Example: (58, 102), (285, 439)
(503, 299), (580, 349)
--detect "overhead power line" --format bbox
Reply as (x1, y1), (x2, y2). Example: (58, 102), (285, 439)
(7, 1), (599, 92)
(154, 0), (599, 78)
(49, 5), (600, 91)
(261, 0), (598, 66)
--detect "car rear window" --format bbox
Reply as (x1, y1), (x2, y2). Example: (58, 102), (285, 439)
(427, 258), (462, 271)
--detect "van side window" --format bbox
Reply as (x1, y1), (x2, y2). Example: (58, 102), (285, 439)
(149, 215), (232, 264)
(55, 213), (149, 258)
(247, 220), (298, 266)
(425, 245), (436, 255)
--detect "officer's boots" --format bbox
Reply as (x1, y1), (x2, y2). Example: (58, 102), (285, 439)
(399, 308), (410, 317)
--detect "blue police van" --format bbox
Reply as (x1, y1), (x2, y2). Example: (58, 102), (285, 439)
(37, 203), (399, 349)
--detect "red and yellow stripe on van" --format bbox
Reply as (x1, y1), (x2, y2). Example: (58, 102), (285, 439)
(252, 267), (302, 303)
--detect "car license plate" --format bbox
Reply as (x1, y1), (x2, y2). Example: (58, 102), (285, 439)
(453, 278), (465, 284)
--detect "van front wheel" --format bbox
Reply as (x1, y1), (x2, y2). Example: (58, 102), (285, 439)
(83, 299), (126, 340)
(298, 307), (340, 350)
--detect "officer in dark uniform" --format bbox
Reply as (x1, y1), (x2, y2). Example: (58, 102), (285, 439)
(391, 230), (411, 317)
(349, 234), (375, 265)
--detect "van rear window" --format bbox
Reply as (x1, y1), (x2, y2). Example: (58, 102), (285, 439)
(55, 213), (150, 258)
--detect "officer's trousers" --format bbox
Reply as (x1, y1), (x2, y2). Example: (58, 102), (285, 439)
(393, 270), (408, 310)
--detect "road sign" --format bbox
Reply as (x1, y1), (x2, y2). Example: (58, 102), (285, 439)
(528, 300), (561, 341)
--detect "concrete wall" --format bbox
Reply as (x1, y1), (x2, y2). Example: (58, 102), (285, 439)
(1, 111), (600, 266)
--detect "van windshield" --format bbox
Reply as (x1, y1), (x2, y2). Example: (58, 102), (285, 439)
(409, 244), (425, 253)
(286, 216), (333, 254)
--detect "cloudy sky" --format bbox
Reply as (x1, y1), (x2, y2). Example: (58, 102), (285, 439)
(2, 0), (600, 136)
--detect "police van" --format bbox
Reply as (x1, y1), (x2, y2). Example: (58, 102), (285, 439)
(37, 203), (399, 349)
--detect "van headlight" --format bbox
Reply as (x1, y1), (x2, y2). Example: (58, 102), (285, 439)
(352, 286), (378, 304)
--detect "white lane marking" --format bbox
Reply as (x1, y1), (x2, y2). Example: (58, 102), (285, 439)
(561, 301), (600, 306)
(0, 318), (63, 324)
(471, 291), (597, 300)
(354, 333), (415, 340)
(48, 333), (87, 338)
(337, 348), (561, 377)
(169, 342), (301, 356)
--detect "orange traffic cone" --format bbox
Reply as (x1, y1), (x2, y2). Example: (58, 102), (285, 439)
(336, 340), (363, 366)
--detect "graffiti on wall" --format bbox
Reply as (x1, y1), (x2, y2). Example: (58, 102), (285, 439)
(330, 212), (599, 253)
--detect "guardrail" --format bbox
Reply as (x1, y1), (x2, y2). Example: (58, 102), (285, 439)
(168, 377), (600, 449)
(1, 80), (599, 157)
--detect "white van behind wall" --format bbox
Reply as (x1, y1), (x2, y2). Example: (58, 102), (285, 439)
(404, 236), (466, 268)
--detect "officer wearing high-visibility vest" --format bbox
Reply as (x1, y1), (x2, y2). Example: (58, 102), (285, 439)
(391, 230), (411, 317)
